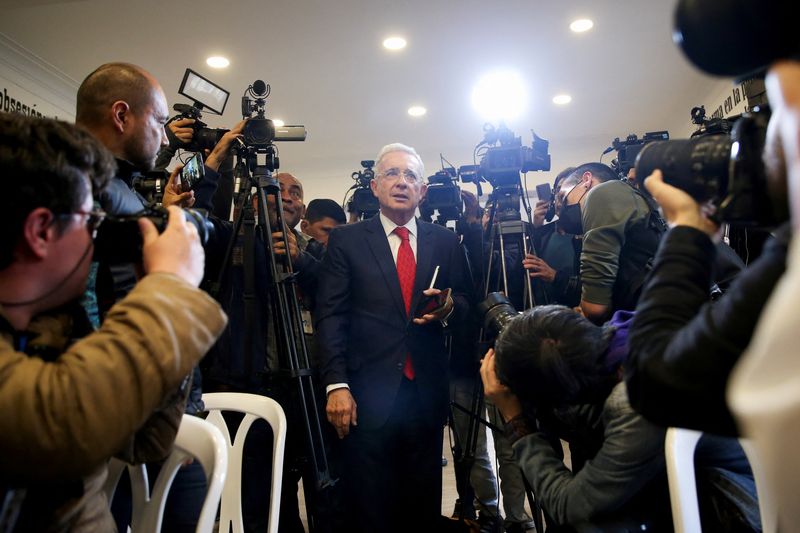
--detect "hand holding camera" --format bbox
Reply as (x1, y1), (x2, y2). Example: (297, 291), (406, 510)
(139, 206), (205, 287)
(162, 165), (196, 209)
(644, 169), (720, 236)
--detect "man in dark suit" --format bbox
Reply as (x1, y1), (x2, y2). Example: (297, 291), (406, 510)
(315, 143), (472, 532)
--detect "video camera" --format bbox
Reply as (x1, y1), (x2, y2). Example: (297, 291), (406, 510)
(459, 123), (551, 188)
(606, 131), (669, 178)
(420, 167), (462, 224)
(170, 69), (231, 153)
(240, 80), (307, 149)
(347, 160), (379, 218)
(636, 104), (778, 226)
(94, 205), (214, 264)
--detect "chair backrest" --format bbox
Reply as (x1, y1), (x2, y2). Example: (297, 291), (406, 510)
(665, 427), (704, 533)
(665, 427), (776, 533)
(105, 415), (228, 533)
(201, 392), (287, 533)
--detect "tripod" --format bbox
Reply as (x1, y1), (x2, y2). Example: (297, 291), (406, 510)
(211, 146), (335, 533)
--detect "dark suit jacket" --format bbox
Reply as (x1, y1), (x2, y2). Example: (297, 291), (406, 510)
(314, 215), (472, 429)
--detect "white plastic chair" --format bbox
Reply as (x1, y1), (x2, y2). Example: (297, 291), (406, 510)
(105, 414), (228, 533)
(202, 392), (288, 533)
(665, 427), (776, 533)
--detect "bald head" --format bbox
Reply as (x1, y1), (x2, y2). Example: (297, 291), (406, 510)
(76, 63), (158, 128)
(76, 63), (169, 170)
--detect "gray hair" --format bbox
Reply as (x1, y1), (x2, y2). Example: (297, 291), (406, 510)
(375, 143), (425, 179)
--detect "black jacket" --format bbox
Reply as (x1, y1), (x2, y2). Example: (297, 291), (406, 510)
(315, 216), (472, 429)
(625, 223), (791, 436)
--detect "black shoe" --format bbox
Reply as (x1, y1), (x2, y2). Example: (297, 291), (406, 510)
(451, 498), (476, 521)
(442, 455), (448, 467)
(478, 512), (504, 533)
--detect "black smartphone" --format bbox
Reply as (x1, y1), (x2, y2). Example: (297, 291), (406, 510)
(180, 152), (205, 192)
(536, 182), (553, 203)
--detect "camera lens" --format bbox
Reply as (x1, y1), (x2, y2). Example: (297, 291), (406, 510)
(478, 292), (520, 338)
(636, 135), (732, 203)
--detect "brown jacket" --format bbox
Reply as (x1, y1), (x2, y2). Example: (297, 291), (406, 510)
(0, 273), (227, 532)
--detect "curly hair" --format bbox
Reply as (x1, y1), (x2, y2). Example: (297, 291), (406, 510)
(0, 114), (116, 269)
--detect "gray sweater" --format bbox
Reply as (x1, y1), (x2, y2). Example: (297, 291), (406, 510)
(512, 382), (666, 526)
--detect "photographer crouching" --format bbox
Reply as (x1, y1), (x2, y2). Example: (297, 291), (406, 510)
(479, 300), (760, 531)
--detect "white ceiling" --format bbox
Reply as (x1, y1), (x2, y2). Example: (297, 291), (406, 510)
(0, 0), (730, 203)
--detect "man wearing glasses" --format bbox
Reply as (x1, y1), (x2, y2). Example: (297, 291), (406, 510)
(315, 143), (472, 532)
(0, 114), (226, 531)
(555, 163), (664, 323)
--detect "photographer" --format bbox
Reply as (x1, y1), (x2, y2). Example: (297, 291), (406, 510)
(480, 305), (759, 531)
(624, 1), (795, 438)
(76, 61), (243, 532)
(0, 115), (226, 531)
(523, 167), (582, 307)
(563, 162), (663, 324)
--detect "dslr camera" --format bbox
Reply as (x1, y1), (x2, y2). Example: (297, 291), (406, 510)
(636, 104), (777, 226)
(478, 292), (521, 340)
(94, 205), (214, 264)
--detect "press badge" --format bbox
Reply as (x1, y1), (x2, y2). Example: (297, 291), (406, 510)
(301, 309), (314, 335)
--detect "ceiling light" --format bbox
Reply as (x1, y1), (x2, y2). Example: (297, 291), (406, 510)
(471, 70), (527, 122)
(272, 119), (285, 127)
(206, 56), (230, 68)
(553, 94), (572, 105)
(407, 106), (427, 117)
(383, 36), (407, 50)
(570, 19), (594, 33)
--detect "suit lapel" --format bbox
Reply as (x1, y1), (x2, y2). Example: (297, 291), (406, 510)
(410, 219), (434, 316)
(364, 216), (407, 320)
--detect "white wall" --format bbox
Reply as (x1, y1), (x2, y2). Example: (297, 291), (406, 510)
(0, 33), (78, 120)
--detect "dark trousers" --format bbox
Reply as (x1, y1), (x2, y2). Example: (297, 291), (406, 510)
(344, 378), (443, 533)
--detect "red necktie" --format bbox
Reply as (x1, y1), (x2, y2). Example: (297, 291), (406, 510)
(394, 226), (415, 380)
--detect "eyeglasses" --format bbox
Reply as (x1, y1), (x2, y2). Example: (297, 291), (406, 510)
(57, 208), (106, 238)
(378, 167), (421, 184)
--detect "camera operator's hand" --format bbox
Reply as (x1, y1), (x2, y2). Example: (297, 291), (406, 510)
(533, 200), (549, 228)
(162, 166), (196, 208)
(272, 229), (299, 261)
(480, 348), (523, 422)
(461, 190), (482, 225)
(168, 118), (195, 145)
(645, 169), (719, 236)
(139, 206), (205, 287)
(412, 288), (454, 325)
(205, 119), (247, 172)
(523, 253), (556, 283)
(326, 388), (357, 439)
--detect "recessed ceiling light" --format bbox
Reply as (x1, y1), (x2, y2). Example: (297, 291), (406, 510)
(206, 56), (230, 68)
(408, 106), (427, 117)
(569, 19), (594, 33)
(471, 70), (527, 121)
(272, 119), (285, 127)
(383, 36), (407, 50)
(553, 94), (572, 105)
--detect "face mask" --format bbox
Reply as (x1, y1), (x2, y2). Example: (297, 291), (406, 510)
(558, 202), (583, 235)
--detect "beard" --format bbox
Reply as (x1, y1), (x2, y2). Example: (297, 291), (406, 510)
(123, 134), (158, 172)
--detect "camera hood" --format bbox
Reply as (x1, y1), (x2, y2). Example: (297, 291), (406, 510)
(674, 0), (799, 80)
